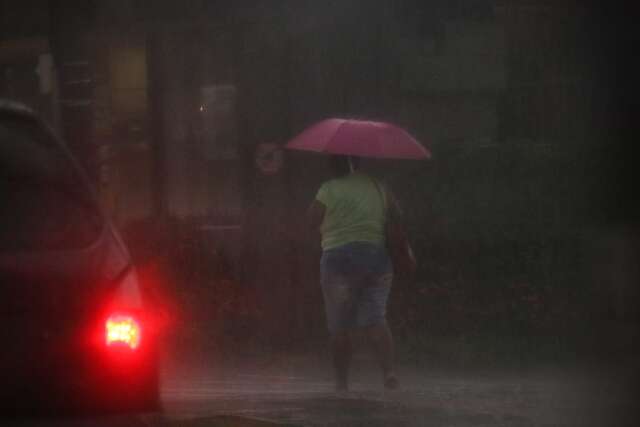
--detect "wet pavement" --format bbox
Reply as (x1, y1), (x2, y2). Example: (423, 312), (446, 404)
(158, 352), (639, 427)
(3, 353), (638, 426)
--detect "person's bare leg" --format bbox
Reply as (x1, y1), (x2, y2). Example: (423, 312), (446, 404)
(331, 330), (352, 391)
(365, 322), (398, 389)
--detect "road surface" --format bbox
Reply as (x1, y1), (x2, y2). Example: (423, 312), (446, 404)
(3, 352), (638, 426)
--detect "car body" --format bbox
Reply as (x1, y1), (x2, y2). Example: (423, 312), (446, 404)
(0, 100), (160, 413)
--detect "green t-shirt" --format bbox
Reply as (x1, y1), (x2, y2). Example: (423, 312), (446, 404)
(315, 172), (385, 250)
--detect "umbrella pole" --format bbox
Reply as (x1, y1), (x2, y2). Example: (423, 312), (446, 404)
(348, 156), (355, 173)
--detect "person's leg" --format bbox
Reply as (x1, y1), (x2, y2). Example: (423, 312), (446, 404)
(331, 329), (352, 391)
(365, 322), (398, 389)
(356, 242), (395, 389)
(323, 286), (355, 391)
(320, 246), (357, 391)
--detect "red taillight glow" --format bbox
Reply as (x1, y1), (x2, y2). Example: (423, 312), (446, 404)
(106, 314), (141, 350)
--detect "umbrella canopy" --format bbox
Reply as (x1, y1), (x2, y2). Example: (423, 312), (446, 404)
(285, 118), (431, 160)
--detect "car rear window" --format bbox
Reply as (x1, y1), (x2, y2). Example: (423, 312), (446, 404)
(0, 116), (103, 251)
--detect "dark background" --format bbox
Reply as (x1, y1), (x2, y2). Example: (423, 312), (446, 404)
(1, 0), (638, 369)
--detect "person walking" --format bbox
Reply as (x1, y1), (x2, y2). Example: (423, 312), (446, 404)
(307, 155), (402, 391)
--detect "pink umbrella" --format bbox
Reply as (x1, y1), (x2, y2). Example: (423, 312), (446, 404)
(285, 118), (431, 160)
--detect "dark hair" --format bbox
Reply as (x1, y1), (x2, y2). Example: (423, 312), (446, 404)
(329, 155), (360, 177)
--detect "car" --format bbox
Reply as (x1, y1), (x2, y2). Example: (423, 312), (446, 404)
(0, 99), (160, 413)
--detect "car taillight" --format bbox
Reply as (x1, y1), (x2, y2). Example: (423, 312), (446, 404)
(106, 314), (141, 350)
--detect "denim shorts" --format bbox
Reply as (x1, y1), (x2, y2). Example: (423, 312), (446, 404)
(320, 241), (393, 334)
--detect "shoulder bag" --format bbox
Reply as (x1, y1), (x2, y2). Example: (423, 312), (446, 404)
(372, 179), (417, 280)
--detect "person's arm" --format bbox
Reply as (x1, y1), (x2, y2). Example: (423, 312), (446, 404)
(384, 185), (404, 224)
(384, 186), (409, 246)
(383, 186), (416, 279)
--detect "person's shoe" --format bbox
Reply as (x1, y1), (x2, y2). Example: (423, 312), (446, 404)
(384, 374), (399, 390)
